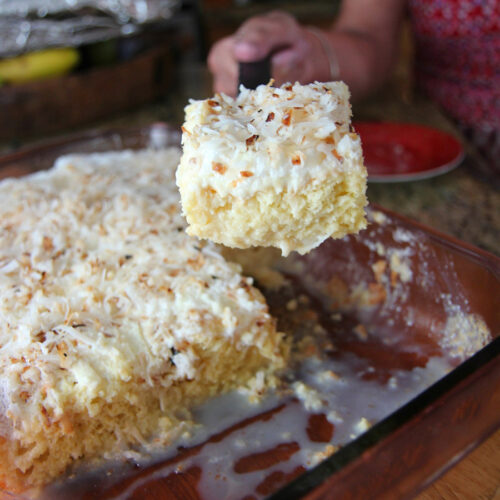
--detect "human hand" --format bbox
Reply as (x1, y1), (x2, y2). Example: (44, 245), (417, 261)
(208, 11), (331, 96)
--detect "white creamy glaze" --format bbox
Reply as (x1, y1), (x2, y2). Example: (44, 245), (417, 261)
(86, 351), (455, 500)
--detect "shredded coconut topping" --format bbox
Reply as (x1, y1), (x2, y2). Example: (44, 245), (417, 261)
(0, 149), (278, 426)
(178, 81), (363, 198)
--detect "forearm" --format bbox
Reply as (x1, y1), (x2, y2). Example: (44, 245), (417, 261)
(313, 0), (405, 99)
(208, 0), (405, 98)
(308, 29), (381, 99)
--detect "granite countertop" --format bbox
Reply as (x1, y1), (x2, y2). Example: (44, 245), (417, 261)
(1, 63), (498, 256)
(355, 92), (499, 257)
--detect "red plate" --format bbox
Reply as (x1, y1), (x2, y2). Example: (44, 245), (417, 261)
(353, 121), (464, 182)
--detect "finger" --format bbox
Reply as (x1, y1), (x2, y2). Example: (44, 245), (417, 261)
(234, 13), (299, 62)
(208, 37), (239, 95)
(271, 47), (302, 85)
(213, 75), (238, 96)
(212, 57), (239, 96)
(207, 37), (235, 74)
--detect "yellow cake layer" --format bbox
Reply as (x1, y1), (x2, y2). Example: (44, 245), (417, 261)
(0, 149), (287, 493)
(177, 81), (368, 256)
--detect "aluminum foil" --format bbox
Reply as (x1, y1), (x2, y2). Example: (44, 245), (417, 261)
(0, 0), (181, 58)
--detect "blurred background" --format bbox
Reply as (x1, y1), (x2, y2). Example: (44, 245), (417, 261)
(0, 0), (416, 143)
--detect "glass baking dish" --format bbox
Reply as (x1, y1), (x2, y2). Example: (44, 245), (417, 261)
(0, 124), (498, 500)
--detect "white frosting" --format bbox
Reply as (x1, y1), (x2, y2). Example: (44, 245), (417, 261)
(0, 149), (278, 427)
(177, 81), (364, 199)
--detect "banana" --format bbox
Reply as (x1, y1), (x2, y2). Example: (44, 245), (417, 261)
(0, 47), (80, 84)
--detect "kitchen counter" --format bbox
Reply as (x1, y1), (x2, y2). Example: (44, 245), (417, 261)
(1, 63), (498, 499)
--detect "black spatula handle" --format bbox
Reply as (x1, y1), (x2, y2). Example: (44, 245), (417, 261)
(238, 56), (271, 91)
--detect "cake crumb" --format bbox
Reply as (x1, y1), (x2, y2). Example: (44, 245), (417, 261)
(353, 324), (368, 341)
(292, 381), (323, 412)
(371, 210), (388, 225)
(309, 444), (337, 466)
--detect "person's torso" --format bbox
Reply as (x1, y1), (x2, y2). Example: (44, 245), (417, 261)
(408, 0), (499, 131)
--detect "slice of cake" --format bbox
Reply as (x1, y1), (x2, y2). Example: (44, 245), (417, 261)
(177, 81), (368, 256)
(0, 149), (287, 494)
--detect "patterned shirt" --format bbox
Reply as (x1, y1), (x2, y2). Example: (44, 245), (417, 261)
(408, 0), (499, 171)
